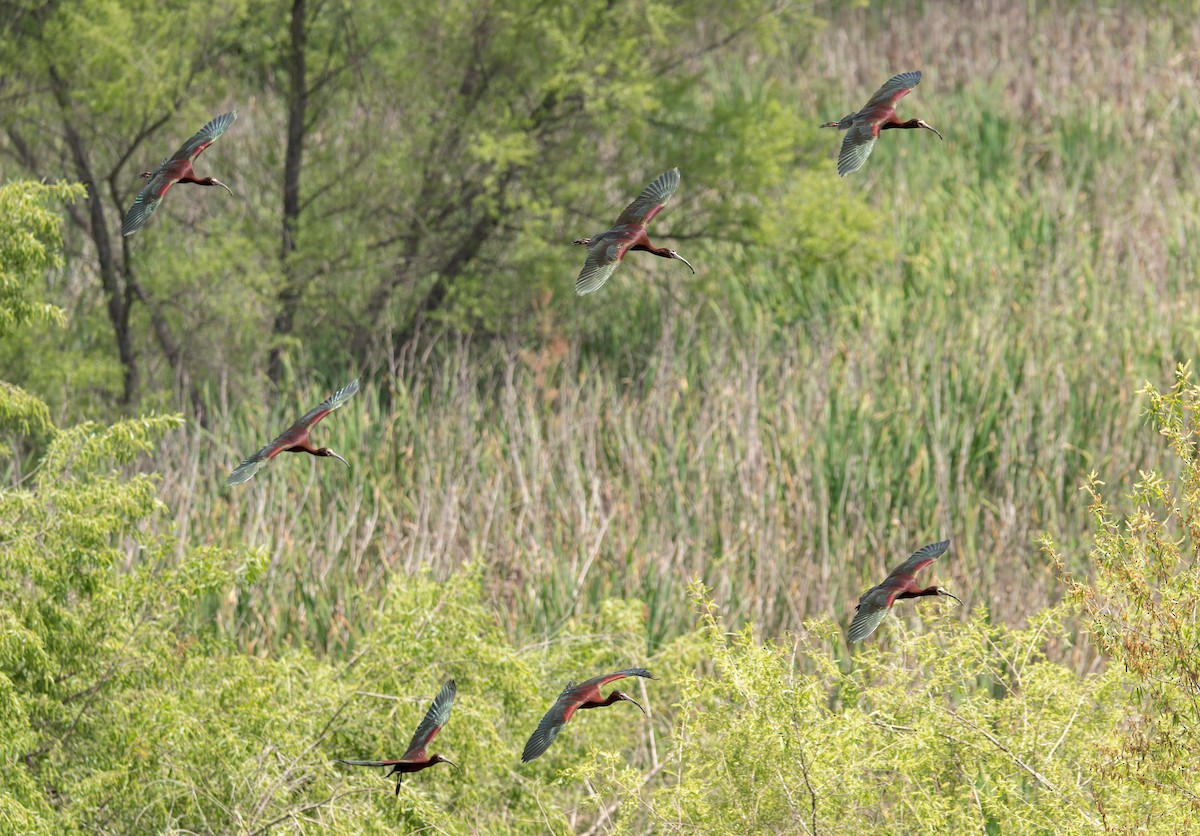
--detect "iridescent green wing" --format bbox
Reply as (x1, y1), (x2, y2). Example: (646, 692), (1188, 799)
(402, 680), (457, 760)
(575, 238), (628, 295)
(889, 539), (951, 579)
(121, 172), (176, 236)
(861, 71), (922, 111)
(576, 668), (654, 690)
(293, 378), (360, 430)
(837, 123), (879, 176)
(521, 687), (577, 762)
(848, 600), (891, 642)
(170, 111), (238, 163)
(612, 168), (680, 228)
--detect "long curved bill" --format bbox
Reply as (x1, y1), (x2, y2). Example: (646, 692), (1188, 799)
(918, 120), (944, 140)
(444, 759), (460, 772)
(214, 178), (234, 196)
(940, 588), (962, 605)
(626, 696), (647, 715)
(673, 252), (695, 274)
(328, 450), (350, 469)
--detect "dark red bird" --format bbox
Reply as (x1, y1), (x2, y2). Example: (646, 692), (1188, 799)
(521, 668), (653, 762)
(849, 539), (961, 641)
(574, 168), (694, 295)
(122, 111), (237, 236)
(340, 679), (459, 796)
(226, 378), (359, 486)
(820, 71), (942, 176)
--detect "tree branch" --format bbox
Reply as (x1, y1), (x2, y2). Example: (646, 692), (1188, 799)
(124, 265), (208, 426)
(47, 63), (138, 403)
(942, 708), (1057, 792)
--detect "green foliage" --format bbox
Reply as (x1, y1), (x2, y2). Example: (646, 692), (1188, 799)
(0, 181), (84, 458)
(0, 178), (256, 831)
(7, 2), (1200, 832)
(14, 549), (1178, 833)
(571, 584), (1173, 833)
(2, 369), (1199, 832)
(1045, 362), (1200, 817)
(1, 0), (245, 123)
(349, 0), (830, 343)
(0, 408), (259, 829)
(0, 181), (83, 336)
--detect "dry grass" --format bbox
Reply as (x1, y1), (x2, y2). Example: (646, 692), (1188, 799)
(144, 0), (1200, 671)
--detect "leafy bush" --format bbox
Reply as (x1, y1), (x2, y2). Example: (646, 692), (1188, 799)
(1045, 362), (1200, 823)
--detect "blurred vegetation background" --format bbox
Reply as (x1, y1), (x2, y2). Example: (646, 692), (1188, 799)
(4, 0), (1200, 831)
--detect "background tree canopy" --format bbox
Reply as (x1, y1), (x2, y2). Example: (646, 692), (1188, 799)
(4, 0), (1200, 831)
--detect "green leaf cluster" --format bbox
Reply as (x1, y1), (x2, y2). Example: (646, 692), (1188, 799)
(0, 182), (84, 337)
(1045, 361), (1200, 817)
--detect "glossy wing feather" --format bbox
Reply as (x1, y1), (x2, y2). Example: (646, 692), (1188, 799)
(294, 377), (361, 430)
(848, 601), (891, 642)
(575, 238), (627, 295)
(225, 456), (271, 486)
(612, 168), (680, 228)
(225, 425), (305, 486)
(224, 428), (303, 487)
(579, 668), (655, 690)
(861, 71), (922, 111)
(403, 679), (456, 760)
(121, 172), (175, 236)
(339, 758), (404, 768)
(837, 123), (879, 176)
(522, 697), (571, 762)
(170, 111), (238, 163)
(888, 539), (951, 580)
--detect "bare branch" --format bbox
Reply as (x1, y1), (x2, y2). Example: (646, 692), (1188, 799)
(943, 708), (1057, 792)
(247, 788), (377, 836)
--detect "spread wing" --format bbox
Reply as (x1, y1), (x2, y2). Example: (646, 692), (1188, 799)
(522, 691), (576, 763)
(888, 539), (951, 580)
(339, 758), (403, 768)
(577, 668), (655, 691)
(575, 238), (630, 295)
(861, 71), (922, 112)
(293, 378), (360, 431)
(837, 122), (880, 176)
(225, 422), (304, 487)
(225, 454), (272, 486)
(122, 172), (176, 236)
(225, 424), (307, 485)
(169, 111), (237, 163)
(848, 600), (891, 642)
(612, 167), (680, 228)
(225, 378), (359, 486)
(402, 680), (456, 760)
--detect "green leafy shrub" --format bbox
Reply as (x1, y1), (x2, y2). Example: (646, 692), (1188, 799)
(1045, 362), (1200, 824)
(573, 583), (1147, 833)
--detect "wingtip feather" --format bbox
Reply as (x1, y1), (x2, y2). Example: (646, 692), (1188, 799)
(225, 459), (265, 486)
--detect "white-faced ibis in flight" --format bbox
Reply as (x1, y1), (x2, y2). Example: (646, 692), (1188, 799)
(226, 378), (359, 486)
(521, 668), (654, 762)
(573, 168), (694, 295)
(820, 71), (942, 176)
(122, 111), (237, 236)
(849, 539), (961, 641)
(340, 679), (459, 796)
